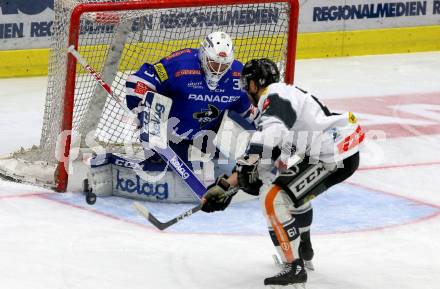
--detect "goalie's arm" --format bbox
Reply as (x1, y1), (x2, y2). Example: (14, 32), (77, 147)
(125, 63), (163, 112)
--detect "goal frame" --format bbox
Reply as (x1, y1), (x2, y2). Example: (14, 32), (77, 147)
(56, 0), (300, 192)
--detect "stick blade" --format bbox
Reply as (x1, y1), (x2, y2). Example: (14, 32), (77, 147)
(133, 201), (167, 230)
(133, 201), (150, 218)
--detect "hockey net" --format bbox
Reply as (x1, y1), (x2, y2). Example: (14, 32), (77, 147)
(0, 0), (299, 191)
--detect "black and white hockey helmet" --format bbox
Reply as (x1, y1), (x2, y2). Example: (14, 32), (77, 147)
(240, 58), (280, 91)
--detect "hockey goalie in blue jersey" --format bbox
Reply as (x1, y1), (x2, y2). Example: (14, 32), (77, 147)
(124, 31), (253, 196)
(126, 31), (251, 137)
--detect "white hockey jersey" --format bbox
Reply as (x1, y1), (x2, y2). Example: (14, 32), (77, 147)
(248, 83), (364, 167)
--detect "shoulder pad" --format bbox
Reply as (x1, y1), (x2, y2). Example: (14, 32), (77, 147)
(262, 93), (297, 128)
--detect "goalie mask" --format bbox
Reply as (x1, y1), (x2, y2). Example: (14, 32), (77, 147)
(199, 31), (234, 90)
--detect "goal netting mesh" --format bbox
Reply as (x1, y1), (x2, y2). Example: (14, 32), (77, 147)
(3, 0), (296, 188)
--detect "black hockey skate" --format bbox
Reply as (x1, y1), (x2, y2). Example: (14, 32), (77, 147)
(299, 232), (314, 271)
(264, 258), (307, 288)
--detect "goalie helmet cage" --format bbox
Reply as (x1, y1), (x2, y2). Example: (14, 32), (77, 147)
(1, 0), (299, 192)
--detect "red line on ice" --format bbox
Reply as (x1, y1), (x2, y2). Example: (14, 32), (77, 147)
(358, 160), (440, 171)
(0, 192), (48, 199)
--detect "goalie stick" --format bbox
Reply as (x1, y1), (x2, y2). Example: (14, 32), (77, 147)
(68, 45), (134, 116)
(68, 45), (210, 228)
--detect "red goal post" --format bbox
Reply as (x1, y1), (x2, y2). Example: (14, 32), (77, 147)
(1, 0), (300, 192)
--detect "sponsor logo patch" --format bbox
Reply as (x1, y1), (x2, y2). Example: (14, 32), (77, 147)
(134, 81), (149, 95)
(149, 103), (166, 137)
(115, 169), (169, 200)
(348, 112), (357, 124)
(165, 49), (192, 60)
(175, 69), (202, 78)
(193, 104), (221, 128)
(170, 156), (190, 179)
(292, 165), (327, 196)
(187, 81), (204, 89)
(337, 125), (365, 153)
(154, 63), (168, 82)
(188, 94), (240, 103)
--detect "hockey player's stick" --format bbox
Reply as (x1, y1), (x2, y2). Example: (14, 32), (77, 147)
(133, 202), (202, 230)
(133, 187), (238, 230)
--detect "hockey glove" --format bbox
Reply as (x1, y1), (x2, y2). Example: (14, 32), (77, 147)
(236, 155), (263, 196)
(202, 175), (237, 213)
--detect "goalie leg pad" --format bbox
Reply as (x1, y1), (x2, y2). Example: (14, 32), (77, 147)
(87, 154), (114, 197)
(87, 153), (200, 202)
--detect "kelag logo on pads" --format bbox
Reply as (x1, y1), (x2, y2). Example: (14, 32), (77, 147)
(115, 169), (169, 200)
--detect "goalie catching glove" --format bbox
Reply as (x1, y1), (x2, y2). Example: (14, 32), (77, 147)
(235, 154), (263, 196)
(202, 175), (237, 213)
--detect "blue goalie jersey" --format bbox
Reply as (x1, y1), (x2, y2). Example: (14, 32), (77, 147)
(125, 48), (252, 140)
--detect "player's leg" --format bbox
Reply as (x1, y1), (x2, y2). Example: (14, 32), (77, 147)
(275, 152), (360, 208)
(272, 202), (314, 270)
(322, 151), (359, 188)
(291, 203), (314, 270)
(260, 184), (307, 288)
(270, 152), (360, 273)
(298, 152), (359, 268)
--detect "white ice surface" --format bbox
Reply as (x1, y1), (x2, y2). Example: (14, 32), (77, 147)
(0, 52), (439, 289)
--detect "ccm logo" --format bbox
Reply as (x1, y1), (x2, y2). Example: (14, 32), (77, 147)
(294, 166), (326, 193)
(114, 159), (135, 168)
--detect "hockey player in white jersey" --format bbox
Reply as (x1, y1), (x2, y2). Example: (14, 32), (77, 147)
(201, 58), (364, 288)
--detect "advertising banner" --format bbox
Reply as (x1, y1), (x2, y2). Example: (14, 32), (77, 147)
(1, 0), (439, 51)
(299, 0), (440, 32)
(0, 0), (54, 50)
